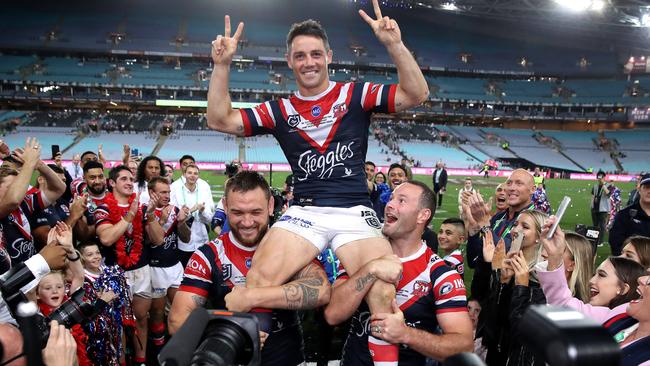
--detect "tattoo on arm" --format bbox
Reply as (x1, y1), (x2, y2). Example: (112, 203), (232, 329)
(191, 295), (207, 307)
(282, 264), (325, 310)
(355, 273), (377, 292)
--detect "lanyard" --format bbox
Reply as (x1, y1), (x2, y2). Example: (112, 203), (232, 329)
(493, 203), (534, 239)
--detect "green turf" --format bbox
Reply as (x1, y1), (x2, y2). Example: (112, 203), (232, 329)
(195, 170), (635, 295)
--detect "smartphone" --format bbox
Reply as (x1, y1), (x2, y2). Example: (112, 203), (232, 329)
(51, 144), (60, 159)
(547, 196), (571, 240)
(131, 148), (139, 157)
(509, 232), (524, 254)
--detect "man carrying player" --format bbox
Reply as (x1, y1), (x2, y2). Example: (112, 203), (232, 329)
(207, 1), (428, 364)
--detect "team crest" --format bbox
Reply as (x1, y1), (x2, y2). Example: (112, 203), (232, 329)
(287, 114), (301, 128)
(413, 280), (431, 297)
(333, 103), (347, 117)
(365, 217), (381, 229)
(222, 263), (232, 281)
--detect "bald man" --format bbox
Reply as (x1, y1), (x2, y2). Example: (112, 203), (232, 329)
(0, 323), (24, 366)
(462, 169), (535, 301)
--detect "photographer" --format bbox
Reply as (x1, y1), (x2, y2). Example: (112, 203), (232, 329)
(591, 170), (611, 248)
(0, 320), (77, 366)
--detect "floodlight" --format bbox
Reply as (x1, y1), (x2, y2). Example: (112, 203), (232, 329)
(641, 13), (650, 27)
(440, 2), (458, 11)
(554, 0), (591, 12)
(590, 0), (605, 11)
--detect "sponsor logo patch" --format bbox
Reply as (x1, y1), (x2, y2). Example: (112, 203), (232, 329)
(311, 105), (321, 117)
(439, 282), (453, 296)
(287, 114), (301, 128)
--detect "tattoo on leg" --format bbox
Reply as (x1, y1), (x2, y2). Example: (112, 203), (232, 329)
(355, 273), (376, 292)
(191, 295), (206, 307)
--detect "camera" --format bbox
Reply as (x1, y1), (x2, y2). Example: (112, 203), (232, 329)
(575, 224), (600, 254)
(1, 263), (95, 348)
(159, 309), (261, 366)
(443, 305), (620, 366)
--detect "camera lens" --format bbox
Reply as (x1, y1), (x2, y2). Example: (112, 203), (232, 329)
(190, 321), (251, 366)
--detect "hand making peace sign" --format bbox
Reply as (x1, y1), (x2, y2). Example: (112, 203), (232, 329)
(358, 0), (403, 47)
(212, 15), (244, 66)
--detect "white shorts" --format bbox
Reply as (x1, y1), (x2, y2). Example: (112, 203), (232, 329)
(125, 265), (152, 299)
(150, 262), (184, 299)
(272, 205), (383, 252)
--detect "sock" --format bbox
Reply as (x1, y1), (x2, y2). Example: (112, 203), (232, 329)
(250, 308), (273, 333)
(150, 321), (166, 346)
(368, 336), (398, 366)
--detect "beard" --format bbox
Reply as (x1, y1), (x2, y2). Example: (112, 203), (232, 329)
(87, 183), (105, 196)
(231, 222), (269, 247)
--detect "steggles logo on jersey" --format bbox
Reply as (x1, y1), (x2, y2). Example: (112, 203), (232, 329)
(10, 238), (34, 259)
(296, 141), (355, 181)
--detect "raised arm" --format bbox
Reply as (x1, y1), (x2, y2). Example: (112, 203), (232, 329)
(0, 139), (41, 217)
(96, 198), (139, 247)
(206, 15), (246, 136)
(225, 261), (331, 312)
(358, 0), (429, 112)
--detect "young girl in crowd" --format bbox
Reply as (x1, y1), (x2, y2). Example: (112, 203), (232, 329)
(79, 241), (133, 366)
(479, 210), (548, 366)
(538, 216), (645, 324)
(621, 235), (650, 269)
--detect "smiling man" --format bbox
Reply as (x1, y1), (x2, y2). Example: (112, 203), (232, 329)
(462, 169), (535, 301)
(205, 1), (429, 364)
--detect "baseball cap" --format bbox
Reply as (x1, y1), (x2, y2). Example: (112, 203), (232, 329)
(640, 173), (650, 186)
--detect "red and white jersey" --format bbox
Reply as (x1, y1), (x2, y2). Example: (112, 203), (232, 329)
(239, 81), (397, 208)
(443, 248), (465, 277)
(340, 243), (468, 365)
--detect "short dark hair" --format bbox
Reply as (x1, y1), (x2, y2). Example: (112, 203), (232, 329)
(441, 218), (467, 237)
(179, 155), (195, 165)
(148, 176), (170, 192)
(225, 171), (271, 201)
(404, 181), (436, 226)
(80, 151), (97, 161)
(388, 163), (407, 176)
(136, 155), (166, 185)
(597, 170), (606, 178)
(83, 160), (104, 174)
(45, 164), (64, 175)
(109, 165), (132, 183)
(78, 241), (100, 253)
(286, 19), (330, 53)
(365, 161), (376, 168)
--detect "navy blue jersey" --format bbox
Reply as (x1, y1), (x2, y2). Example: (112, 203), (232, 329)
(239, 81), (397, 208)
(1, 189), (47, 267)
(340, 244), (468, 366)
(180, 232), (304, 366)
(146, 205), (181, 268)
(32, 198), (70, 229)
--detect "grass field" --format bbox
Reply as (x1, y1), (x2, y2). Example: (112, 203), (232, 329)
(192, 169), (636, 295)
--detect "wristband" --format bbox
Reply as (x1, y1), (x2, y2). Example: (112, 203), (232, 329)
(67, 252), (81, 261)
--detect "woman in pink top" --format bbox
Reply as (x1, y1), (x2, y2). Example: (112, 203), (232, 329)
(537, 216), (644, 323)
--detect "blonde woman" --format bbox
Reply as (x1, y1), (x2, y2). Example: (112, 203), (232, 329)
(540, 232), (594, 303)
(480, 209), (549, 366)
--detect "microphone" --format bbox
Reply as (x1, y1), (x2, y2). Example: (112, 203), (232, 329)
(159, 308), (210, 366)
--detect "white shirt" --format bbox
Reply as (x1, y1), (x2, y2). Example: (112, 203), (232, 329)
(134, 181), (150, 205)
(170, 177), (214, 252)
(66, 162), (83, 180)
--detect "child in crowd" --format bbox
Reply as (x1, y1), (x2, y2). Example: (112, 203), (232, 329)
(79, 241), (133, 366)
(437, 218), (466, 277)
(467, 298), (487, 361)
